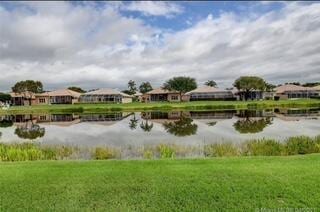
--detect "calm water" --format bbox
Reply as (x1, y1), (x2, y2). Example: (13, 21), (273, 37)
(0, 108), (319, 148)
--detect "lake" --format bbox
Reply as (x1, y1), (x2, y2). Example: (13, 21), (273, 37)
(0, 108), (319, 146)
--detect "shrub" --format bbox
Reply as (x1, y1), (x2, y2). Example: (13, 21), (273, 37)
(204, 143), (238, 157)
(284, 136), (318, 155)
(143, 150), (153, 159)
(242, 139), (283, 156)
(157, 144), (175, 159)
(94, 147), (118, 160)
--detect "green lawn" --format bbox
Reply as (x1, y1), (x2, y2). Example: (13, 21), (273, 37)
(1, 99), (320, 114)
(1, 155), (320, 211)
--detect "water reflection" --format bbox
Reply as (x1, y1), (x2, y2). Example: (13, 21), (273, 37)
(129, 114), (139, 130)
(0, 108), (318, 144)
(13, 115), (45, 140)
(233, 110), (273, 134)
(163, 116), (198, 137)
(140, 120), (154, 132)
(0, 119), (13, 128)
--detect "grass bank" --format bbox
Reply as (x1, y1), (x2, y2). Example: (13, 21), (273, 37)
(0, 154), (319, 210)
(1, 99), (320, 114)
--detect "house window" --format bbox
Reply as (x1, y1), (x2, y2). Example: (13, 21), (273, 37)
(39, 98), (46, 103)
(171, 95), (179, 100)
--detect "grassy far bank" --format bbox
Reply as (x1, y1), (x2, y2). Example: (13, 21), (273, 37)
(0, 154), (320, 211)
(1, 99), (320, 114)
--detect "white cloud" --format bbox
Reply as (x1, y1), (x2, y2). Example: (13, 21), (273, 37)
(0, 2), (320, 92)
(121, 1), (184, 18)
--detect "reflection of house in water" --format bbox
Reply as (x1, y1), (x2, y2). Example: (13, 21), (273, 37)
(188, 111), (236, 119)
(141, 111), (182, 120)
(37, 114), (81, 126)
(274, 108), (319, 121)
(79, 112), (132, 126)
(235, 110), (274, 119)
(1, 114), (81, 127)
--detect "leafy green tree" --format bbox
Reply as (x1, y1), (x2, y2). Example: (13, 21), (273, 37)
(12, 80), (43, 93)
(233, 76), (266, 100)
(68, 86), (86, 93)
(303, 82), (320, 87)
(163, 76), (197, 99)
(140, 120), (153, 132)
(204, 80), (217, 87)
(163, 116), (198, 137)
(12, 80), (44, 105)
(139, 82), (153, 94)
(265, 83), (276, 91)
(0, 93), (11, 103)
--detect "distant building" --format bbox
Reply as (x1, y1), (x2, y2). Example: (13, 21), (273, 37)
(313, 85), (320, 97)
(10, 89), (81, 106)
(47, 89), (81, 104)
(10, 92), (49, 106)
(231, 88), (275, 101)
(183, 86), (235, 101)
(142, 88), (180, 102)
(80, 88), (132, 103)
(275, 84), (318, 100)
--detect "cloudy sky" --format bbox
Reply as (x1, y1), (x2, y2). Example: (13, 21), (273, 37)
(0, 1), (320, 91)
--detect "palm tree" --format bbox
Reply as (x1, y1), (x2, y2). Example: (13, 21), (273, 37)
(140, 120), (153, 132)
(129, 113), (139, 130)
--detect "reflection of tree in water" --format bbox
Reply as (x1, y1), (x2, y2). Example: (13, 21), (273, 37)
(129, 113), (139, 130)
(0, 119), (14, 128)
(206, 121), (217, 127)
(233, 111), (272, 134)
(163, 116), (198, 137)
(140, 120), (153, 132)
(14, 117), (45, 140)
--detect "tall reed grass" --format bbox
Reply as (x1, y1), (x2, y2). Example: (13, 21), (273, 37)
(0, 135), (319, 161)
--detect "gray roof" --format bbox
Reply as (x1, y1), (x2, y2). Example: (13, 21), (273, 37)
(83, 88), (132, 97)
(185, 86), (232, 95)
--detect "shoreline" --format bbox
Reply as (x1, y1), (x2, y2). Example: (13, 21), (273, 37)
(1, 99), (320, 114)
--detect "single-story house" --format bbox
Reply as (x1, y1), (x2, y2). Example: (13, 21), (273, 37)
(80, 88), (132, 103)
(47, 89), (81, 104)
(313, 85), (320, 96)
(183, 86), (235, 101)
(10, 89), (82, 105)
(133, 91), (143, 102)
(231, 88), (275, 101)
(275, 84), (318, 100)
(10, 91), (50, 106)
(142, 88), (181, 102)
